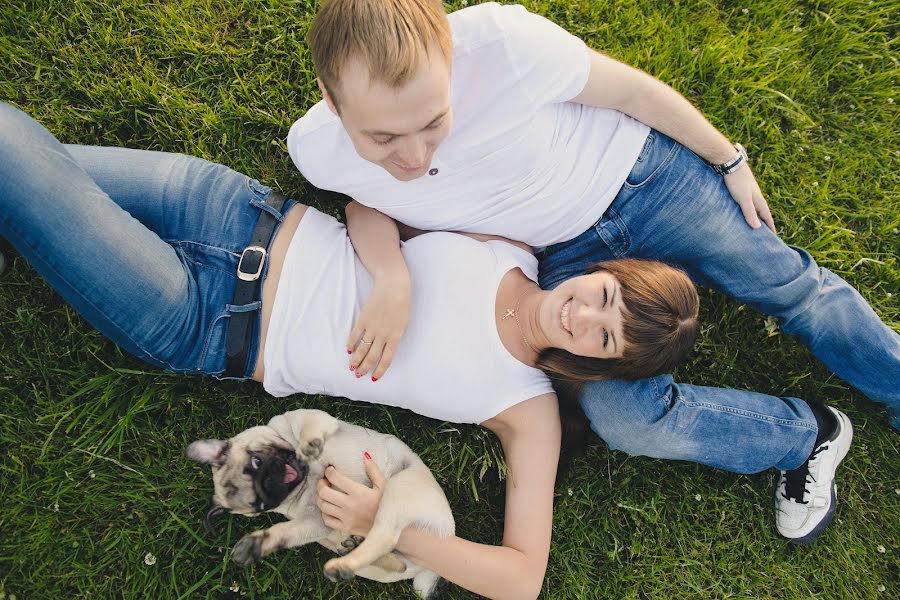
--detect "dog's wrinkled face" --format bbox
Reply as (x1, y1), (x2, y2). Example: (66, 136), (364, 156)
(187, 426), (309, 516)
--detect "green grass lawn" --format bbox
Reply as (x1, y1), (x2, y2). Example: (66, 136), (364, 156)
(1, 0), (897, 598)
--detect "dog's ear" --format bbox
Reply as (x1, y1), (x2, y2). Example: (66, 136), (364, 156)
(186, 439), (229, 466)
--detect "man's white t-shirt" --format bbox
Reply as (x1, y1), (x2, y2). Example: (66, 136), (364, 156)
(287, 2), (649, 247)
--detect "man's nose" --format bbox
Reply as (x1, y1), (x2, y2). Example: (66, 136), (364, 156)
(396, 136), (427, 166)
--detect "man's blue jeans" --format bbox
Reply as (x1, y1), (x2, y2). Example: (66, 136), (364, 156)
(0, 102), (294, 378)
(539, 130), (900, 474)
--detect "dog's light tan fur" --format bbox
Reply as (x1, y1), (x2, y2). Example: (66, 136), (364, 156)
(189, 409), (454, 598)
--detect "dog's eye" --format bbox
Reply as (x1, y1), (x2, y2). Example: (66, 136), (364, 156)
(250, 456), (262, 470)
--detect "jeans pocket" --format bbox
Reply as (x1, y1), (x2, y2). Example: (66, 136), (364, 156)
(623, 130), (679, 189)
(196, 310), (230, 374)
(593, 208), (631, 258)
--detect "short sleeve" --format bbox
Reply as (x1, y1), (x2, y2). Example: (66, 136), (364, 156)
(496, 3), (591, 106)
(286, 101), (342, 189)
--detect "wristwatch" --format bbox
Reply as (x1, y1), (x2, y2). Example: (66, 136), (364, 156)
(708, 143), (748, 176)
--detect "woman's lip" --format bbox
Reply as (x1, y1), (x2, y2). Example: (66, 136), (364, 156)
(560, 298), (572, 335)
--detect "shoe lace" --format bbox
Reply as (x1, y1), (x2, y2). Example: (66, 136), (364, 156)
(781, 443), (828, 504)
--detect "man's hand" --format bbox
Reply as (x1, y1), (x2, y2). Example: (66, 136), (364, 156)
(347, 272), (411, 380)
(724, 164), (776, 233)
(316, 456), (386, 537)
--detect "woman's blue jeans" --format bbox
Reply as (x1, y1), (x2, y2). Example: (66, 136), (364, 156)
(539, 130), (900, 474)
(0, 102), (295, 378)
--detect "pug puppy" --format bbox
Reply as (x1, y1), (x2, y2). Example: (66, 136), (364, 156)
(186, 409), (454, 599)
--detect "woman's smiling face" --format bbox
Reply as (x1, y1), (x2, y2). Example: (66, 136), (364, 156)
(540, 271), (626, 359)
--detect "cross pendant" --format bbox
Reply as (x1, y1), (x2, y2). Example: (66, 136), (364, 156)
(502, 308), (515, 320)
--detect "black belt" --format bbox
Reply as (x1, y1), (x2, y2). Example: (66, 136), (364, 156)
(224, 192), (288, 377)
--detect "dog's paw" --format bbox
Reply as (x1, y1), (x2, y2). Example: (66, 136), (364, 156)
(336, 535), (365, 556)
(323, 557), (356, 582)
(232, 532), (266, 566)
(300, 437), (324, 461)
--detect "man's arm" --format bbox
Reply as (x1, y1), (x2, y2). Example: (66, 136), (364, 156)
(344, 201), (411, 380)
(572, 50), (775, 232)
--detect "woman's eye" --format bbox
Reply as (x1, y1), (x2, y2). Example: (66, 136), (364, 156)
(250, 456), (261, 470)
(603, 330), (609, 348)
(373, 136), (394, 146)
(603, 288), (608, 307)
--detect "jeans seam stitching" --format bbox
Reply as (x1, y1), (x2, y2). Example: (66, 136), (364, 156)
(680, 400), (817, 429)
(173, 242), (240, 277)
(197, 311), (231, 371)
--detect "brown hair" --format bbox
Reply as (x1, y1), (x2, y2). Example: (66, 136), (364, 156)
(308, 0), (452, 107)
(546, 259), (700, 480)
(539, 258), (700, 384)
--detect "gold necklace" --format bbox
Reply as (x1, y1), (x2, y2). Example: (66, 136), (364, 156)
(502, 291), (539, 354)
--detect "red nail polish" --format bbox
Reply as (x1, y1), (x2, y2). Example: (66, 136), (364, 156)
(364, 451), (372, 460)
(350, 365), (355, 371)
(347, 349), (352, 355)
(371, 376), (378, 382)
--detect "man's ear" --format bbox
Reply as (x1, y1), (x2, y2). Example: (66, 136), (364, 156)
(186, 439), (229, 466)
(318, 78), (339, 116)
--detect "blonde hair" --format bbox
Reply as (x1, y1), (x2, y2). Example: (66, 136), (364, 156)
(308, 0), (452, 107)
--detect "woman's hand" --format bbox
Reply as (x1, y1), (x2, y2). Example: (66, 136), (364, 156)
(724, 164), (776, 233)
(316, 455), (386, 537)
(343, 201), (411, 381)
(347, 271), (411, 381)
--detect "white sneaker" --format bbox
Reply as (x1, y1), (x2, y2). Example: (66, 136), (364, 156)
(775, 407), (853, 543)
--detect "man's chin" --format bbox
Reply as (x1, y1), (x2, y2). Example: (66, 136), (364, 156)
(385, 164), (427, 181)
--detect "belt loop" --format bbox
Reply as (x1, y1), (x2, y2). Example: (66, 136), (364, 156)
(226, 301), (262, 313)
(255, 197), (285, 220)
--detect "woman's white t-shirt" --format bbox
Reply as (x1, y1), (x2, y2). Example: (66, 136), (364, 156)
(263, 208), (553, 424)
(287, 2), (649, 247)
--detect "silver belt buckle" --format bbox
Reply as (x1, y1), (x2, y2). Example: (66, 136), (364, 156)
(237, 245), (267, 282)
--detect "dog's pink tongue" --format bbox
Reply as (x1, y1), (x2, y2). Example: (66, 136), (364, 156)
(283, 464), (298, 485)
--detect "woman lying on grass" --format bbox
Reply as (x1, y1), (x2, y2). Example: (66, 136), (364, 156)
(0, 102), (699, 599)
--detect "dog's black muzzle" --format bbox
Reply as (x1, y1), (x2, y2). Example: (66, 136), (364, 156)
(254, 448), (307, 511)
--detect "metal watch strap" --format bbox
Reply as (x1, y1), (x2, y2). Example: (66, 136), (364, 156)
(709, 143), (748, 176)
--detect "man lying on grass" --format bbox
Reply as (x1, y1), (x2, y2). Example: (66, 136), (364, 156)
(288, 0), (899, 546)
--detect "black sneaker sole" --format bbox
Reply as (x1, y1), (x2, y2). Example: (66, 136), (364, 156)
(789, 482), (837, 545)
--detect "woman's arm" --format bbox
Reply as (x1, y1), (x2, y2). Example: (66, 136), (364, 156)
(318, 394), (561, 599)
(344, 201), (411, 380)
